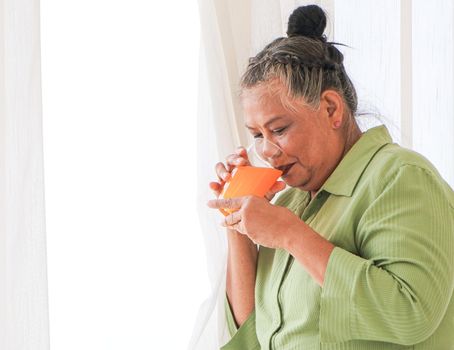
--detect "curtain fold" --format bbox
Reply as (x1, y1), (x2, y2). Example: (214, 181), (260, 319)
(190, 0), (256, 348)
(191, 1), (454, 349)
(190, 1), (297, 348)
(412, 0), (454, 186)
(0, 0), (50, 349)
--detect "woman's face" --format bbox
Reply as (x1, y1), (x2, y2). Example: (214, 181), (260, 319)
(242, 79), (347, 192)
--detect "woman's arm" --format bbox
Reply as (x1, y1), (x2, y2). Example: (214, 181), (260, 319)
(288, 165), (454, 345)
(226, 228), (258, 327)
(210, 194), (335, 287)
(283, 220), (335, 286)
(210, 146), (284, 329)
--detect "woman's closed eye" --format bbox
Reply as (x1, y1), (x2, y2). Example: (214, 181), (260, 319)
(272, 127), (287, 135)
(253, 126), (288, 139)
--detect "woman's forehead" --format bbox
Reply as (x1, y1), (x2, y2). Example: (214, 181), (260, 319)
(242, 82), (312, 127)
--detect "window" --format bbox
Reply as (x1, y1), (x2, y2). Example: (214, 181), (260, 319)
(41, 1), (208, 348)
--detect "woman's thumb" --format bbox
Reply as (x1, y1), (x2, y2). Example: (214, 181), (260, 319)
(265, 181), (286, 201)
(270, 181), (286, 194)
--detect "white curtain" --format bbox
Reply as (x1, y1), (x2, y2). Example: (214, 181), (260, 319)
(0, 0), (50, 349)
(334, 0), (454, 185)
(192, 0), (453, 349)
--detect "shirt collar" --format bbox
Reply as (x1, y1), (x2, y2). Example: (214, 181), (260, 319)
(320, 125), (393, 197)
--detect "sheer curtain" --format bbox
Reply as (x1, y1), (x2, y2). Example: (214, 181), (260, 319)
(0, 0), (50, 349)
(192, 1), (452, 349)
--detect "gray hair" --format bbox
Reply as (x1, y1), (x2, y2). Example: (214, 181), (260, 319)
(240, 36), (358, 116)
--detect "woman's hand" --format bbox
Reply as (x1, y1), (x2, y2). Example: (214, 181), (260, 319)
(207, 195), (302, 249)
(208, 195), (335, 285)
(209, 146), (286, 201)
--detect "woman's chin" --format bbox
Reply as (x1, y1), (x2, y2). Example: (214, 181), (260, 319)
(281, 170), (311, 189)
(282, 174), (306, 188)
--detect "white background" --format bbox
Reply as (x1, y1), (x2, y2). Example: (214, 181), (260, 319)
(41, 1), (208, 349)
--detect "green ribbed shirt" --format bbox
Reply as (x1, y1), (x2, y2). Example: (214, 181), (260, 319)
(222, 125), (454, 350)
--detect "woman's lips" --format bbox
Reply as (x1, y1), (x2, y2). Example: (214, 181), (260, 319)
(278, 163), (296, 176)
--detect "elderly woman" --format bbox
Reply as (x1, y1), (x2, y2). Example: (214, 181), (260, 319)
(207, 5), (454, 350)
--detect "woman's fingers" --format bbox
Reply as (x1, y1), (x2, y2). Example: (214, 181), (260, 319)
(212, 158), (234, 197)
(209, 182), (220, 190)
(234, 146), (248, 157)
(207, 197), (244, 210)
(265, 181), (287, 201)
(226, 147), (251, 171)
(270, 181), (286, 193)
(210, 146), (250, 198)
(220, 210), (242, 227)
(209, 182), (221, 192)
(212, 161), (233, 199)
(214, 147), (249, 183)
(226, 154), (249, 169)
(209, 181), (222, 197)
(215, 162), (231, 182)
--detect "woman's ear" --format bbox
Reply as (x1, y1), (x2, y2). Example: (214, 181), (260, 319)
(320, 89), (344, 129)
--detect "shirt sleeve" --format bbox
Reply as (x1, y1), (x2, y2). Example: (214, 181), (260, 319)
(221, 294), (260, 350)
(319, 164), (454, 345)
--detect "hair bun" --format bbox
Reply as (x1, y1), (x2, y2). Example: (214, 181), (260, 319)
(286, 5), (327, 40)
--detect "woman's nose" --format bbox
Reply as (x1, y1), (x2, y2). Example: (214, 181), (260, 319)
(260, 138), (282, 159)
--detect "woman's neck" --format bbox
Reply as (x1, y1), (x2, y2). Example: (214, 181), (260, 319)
(309, 123), (363, 200)
(342, 122), (363, 158)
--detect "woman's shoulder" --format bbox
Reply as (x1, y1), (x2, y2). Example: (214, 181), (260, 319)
(377, 143), (438, 171)
(366, 143), (454, 203)
(370, 143), (445, 182)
